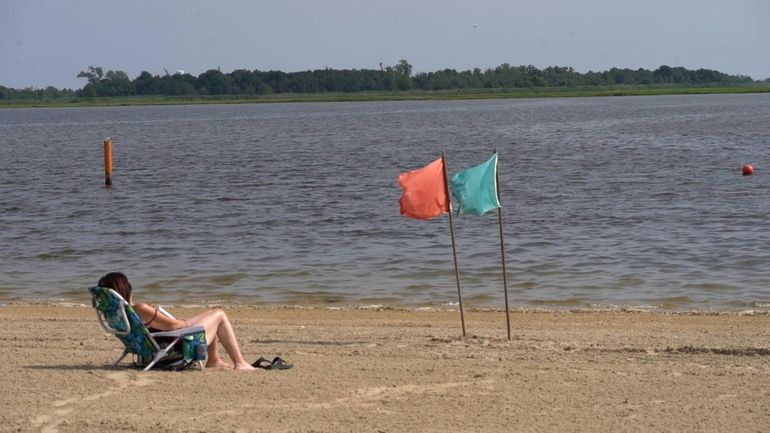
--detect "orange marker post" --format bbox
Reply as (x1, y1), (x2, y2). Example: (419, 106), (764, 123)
(103, 139), (113, 186)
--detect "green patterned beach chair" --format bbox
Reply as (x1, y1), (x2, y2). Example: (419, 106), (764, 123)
(89, 286), (207, 371)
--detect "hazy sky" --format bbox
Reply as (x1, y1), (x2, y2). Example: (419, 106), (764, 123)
(2, 0), (768, 89)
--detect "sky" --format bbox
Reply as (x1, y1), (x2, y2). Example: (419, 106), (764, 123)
(1, 0), (769, 90)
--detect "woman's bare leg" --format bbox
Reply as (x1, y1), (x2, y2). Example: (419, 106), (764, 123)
(204, 334), (232, 369)
(184, 310), (228, 367)
(186, 308), (256, 371)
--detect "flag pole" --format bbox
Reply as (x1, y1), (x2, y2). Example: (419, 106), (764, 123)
(494, 149), (512, 340)
(442, 152), (466, 337)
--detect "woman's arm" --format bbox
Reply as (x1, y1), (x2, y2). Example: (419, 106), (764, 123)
(133, 303), (188, 330)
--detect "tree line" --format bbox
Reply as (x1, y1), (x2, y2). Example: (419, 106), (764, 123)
(1, 60), (763, 100)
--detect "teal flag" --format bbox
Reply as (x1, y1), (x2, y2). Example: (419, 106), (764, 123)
(450, 153), (501, 216)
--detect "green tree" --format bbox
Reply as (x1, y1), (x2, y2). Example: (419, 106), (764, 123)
(77, 66), (104, 83)
(231, 69), (258, 94)
(134, 71), (161, 95)
(653, 65), (673, 83)
(160, 73), (196, 95)
(103, 70), (133, 96)
(197, 69), (232, 94)
(394, 59), (412, 77)
(393, 60), (413, 90)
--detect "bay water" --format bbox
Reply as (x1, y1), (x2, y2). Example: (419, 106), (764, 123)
(1, 94), (770, 310)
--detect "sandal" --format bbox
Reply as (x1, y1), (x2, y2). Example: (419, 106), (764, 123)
(267, 356), (293, 370)
(252, 356), (293, 370)
(251, 357), (272, 369)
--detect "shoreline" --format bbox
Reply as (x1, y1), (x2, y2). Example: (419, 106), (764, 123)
(2, 304), (768, 432)
(3, 299), (770, 316)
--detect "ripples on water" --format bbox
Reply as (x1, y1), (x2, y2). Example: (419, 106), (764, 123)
(1, 94), (770, 310)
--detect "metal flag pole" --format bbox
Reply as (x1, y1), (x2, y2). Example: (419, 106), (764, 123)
(442, 152), (466, 337)
(494, 149), (512, 340)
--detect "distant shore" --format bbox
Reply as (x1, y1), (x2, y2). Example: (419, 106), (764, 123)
(2, 84), (770, 109)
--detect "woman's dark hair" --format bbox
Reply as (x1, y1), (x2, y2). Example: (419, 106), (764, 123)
(98, 272), (132, 301)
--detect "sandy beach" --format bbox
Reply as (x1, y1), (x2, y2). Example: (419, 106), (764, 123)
(1, 304), (769, 433)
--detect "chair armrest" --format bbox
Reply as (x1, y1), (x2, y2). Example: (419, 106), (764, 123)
(158, 306), (176, 320)
(149, 325), (206, 338)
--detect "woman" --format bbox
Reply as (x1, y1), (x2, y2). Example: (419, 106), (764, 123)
(98, 272), (260, 371)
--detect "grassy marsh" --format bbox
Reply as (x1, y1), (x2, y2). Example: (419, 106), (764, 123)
(2, 84), (769, 108)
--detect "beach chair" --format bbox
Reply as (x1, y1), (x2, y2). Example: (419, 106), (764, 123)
(89, 286), (207, 371)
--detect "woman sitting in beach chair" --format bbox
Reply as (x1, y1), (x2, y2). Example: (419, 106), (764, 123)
(97, 272), (291, 371)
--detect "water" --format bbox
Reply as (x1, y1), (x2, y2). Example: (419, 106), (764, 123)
(1, 94), (770, 310)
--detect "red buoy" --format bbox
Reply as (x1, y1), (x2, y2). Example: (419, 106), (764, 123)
(742, 164), (754, 176)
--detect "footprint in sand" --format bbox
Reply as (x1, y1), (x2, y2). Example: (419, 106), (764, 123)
(30, 409), (72, 433)
(298, 380), (494, 411)
(32, 371), (154, 433)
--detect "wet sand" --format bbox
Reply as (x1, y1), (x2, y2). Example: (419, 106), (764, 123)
(1, 304), (769, 433)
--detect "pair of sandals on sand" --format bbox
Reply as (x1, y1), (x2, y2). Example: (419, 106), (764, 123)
(252, 356), (293, 370)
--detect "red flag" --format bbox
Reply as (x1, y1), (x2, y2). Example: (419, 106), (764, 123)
(398, 157), (449, 220)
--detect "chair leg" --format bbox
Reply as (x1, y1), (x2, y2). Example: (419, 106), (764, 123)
(142, 337), (180, 371)
(114, 349), (130, 366)
(142, 354), (163, 371)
